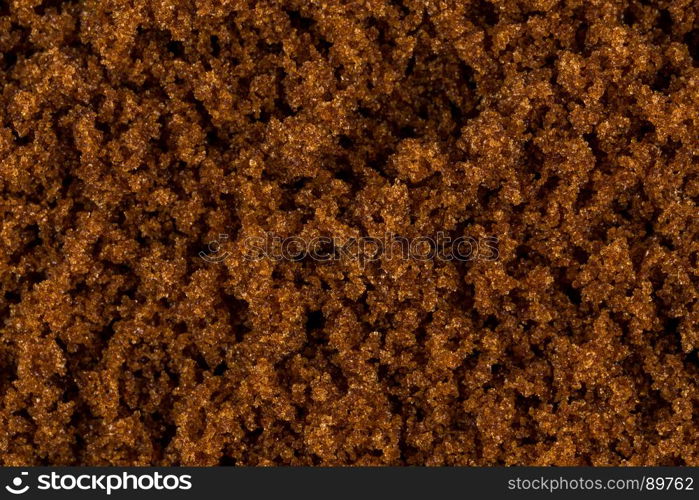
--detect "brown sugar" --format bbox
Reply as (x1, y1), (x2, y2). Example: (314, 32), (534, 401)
(0, 0), (698, 465)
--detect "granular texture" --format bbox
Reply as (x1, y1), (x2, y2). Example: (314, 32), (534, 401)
(0, 0), (698, 466)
